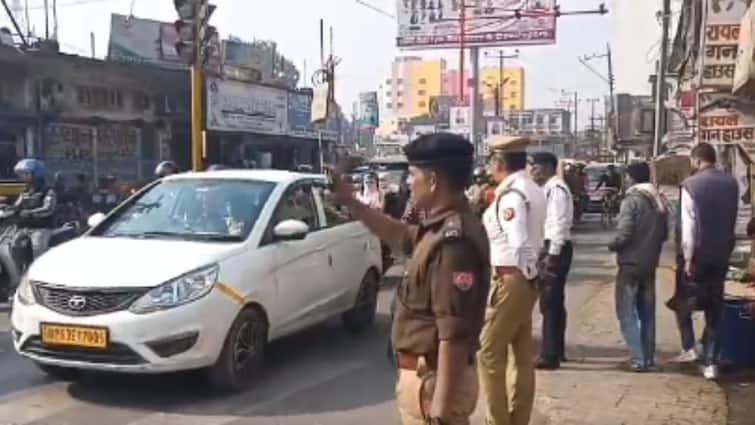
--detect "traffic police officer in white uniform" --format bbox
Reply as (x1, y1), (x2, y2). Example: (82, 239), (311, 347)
(478, 136), (546, 425)
(530, 152), (574, 370)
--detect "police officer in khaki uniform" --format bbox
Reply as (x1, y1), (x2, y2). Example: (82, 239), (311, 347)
(478, 136), (546, 425)
(332, 133), (490, 425)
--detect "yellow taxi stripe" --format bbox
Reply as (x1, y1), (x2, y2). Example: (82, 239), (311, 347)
(215, 282), (245, 305)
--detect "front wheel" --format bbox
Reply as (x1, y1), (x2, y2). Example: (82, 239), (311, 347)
(342, 271), (380, 333)
(206, 308), (267, 393)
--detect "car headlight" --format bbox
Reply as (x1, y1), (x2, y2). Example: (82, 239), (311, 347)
(129, 264), (219, 314)
(15, 274), (36, 306)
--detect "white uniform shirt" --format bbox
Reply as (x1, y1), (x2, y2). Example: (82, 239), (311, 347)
(483, 170), (547, 279)
(543, 176), (574, 256)
(680, 188), (696, 262)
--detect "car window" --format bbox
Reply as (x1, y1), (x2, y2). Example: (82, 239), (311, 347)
(276, 184), (319, 230)
(313, 186), (352, 227)
(92, 179), (275, 242)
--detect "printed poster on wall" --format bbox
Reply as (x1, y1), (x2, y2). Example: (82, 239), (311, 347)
(701, 0), (749, 88)
(206, 79), (288, 135)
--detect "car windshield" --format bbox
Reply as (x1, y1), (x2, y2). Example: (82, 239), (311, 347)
(94, 179), (275, 242)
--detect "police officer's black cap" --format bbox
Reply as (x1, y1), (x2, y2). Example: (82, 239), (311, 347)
(402, 133), (474, 166)
(531, 152), (559, 168)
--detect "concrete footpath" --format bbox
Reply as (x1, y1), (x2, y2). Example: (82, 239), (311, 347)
(469, 237), (730, 425)
(529, 265), (726, 425)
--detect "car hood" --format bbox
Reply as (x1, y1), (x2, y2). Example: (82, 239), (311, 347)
(29, 237), (242, 288)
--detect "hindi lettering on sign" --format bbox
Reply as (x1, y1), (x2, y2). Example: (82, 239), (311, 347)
(701, 129), (722, 142)
(705, 44), (739, 60)
(703, 64), (737, 79)
(706, 24), (741, 42)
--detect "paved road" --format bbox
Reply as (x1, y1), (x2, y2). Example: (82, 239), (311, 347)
(0, 216), (614, 425)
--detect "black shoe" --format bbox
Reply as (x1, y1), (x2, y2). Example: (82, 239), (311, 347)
(535, 358), (560, 370)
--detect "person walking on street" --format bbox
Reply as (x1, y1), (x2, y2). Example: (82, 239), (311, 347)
(674, 142), (738, 380)
(608, 162), (669, 372)
(331, 133), (490, 425)
(530, 152), (574, 370)
(478, 136), (546, 425)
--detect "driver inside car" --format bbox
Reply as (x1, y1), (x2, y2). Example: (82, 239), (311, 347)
(186, 187), (230, 235)
(12, 159), (57, 257)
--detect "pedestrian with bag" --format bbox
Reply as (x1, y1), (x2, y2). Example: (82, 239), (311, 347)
(478, 136), (546, 425)
(673, 142), (738, 380)
(608, 162), (669, 372)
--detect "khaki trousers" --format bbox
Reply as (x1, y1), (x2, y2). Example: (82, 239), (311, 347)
(396, 362), (479, 425)
(478, 272), (539, 425)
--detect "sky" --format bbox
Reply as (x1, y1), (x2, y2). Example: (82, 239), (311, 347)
(0, 0), (625, 129)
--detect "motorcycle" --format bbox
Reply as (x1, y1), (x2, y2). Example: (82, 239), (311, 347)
(0, 206), (82, 302)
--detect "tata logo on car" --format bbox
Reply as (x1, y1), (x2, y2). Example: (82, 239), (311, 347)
(67, 296), (87, 311)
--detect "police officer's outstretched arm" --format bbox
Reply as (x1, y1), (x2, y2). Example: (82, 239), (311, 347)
(428, 239), (486, 419)
(331, 164), (414, 252)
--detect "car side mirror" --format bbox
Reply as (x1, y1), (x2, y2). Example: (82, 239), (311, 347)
(87, 212), (106, 228)
(273, 219), (309, 241)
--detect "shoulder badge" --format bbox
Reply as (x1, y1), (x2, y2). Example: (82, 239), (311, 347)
(452, 272), (475, 291)
(442, 214), (463, 239)
(502, 208), (515, 221)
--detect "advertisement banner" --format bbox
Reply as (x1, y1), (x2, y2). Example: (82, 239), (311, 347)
(359, 92), (379, 128)
(206, 79), (288, 135)
(396, 0), (557, 50)
(107, 14), (221, 73)
(449, 106), (471, 136)
(288, 92), (318, 138)
(701, 0), (748, 88)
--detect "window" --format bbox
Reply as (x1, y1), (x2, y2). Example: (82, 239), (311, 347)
(509, 91), (517, 99)
(386, 103), (393, 109)
(386, 91), (392, 97)
(419, 78), (427, 84)
(418, 89), (426, 96)
(314, 186), (352, 227)
(396, 91), (404, 98)
(397, 102), (404, 109)
(77, 86), (123, 110)
(550, 115), (559, 124)
(418, 101), (427, 108)
(396, 78), (404, 84)
(275, 184), (319, 230)
(509, 104), (516, 110)
(536, 115), (545, 124)
(94, 179), (275, 241)
(386, 79), (392, 85)
(509, 80), (518, 86)
(133, 92), (151, 111)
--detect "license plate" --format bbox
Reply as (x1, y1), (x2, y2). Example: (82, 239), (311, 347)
(40, 323), (109, 349)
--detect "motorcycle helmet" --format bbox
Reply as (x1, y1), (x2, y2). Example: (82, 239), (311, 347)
(14, 158), (46, 181)
(155, 161), (178, 178)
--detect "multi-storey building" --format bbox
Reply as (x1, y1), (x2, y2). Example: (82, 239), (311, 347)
(378, 57), (446, 135)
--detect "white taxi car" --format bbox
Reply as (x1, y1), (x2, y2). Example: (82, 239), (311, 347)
(10, 170), (382, 391)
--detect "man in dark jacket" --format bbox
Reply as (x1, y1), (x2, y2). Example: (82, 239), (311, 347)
(609, 162), (669, 371)
(675, 142), (738, 380)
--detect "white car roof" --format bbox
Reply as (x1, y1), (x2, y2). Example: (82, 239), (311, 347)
(164, 169), (323, 185)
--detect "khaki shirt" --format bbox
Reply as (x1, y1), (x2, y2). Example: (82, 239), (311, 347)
(391, 202), (490, 357)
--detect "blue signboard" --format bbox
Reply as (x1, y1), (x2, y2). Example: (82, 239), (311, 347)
(287, 92), (318, 139)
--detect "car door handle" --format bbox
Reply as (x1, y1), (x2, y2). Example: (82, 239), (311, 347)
(328, 254), (333, 267)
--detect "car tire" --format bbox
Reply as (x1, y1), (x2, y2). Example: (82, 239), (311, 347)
(206, 307), (267, 393)
(342, 271), (380, 334)
(36, 363), (80, 381)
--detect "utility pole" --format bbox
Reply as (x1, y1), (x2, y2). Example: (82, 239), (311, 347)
(653, 0), (671, 157)
(585, 98), (601, 132)
(607, 43), (616, 150)
(174, 0), (217, 171)
(459, 1), (466, 103)
(485, 49), (519, 117)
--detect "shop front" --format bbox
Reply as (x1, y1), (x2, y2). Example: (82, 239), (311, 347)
(205, 79), (331, 172)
